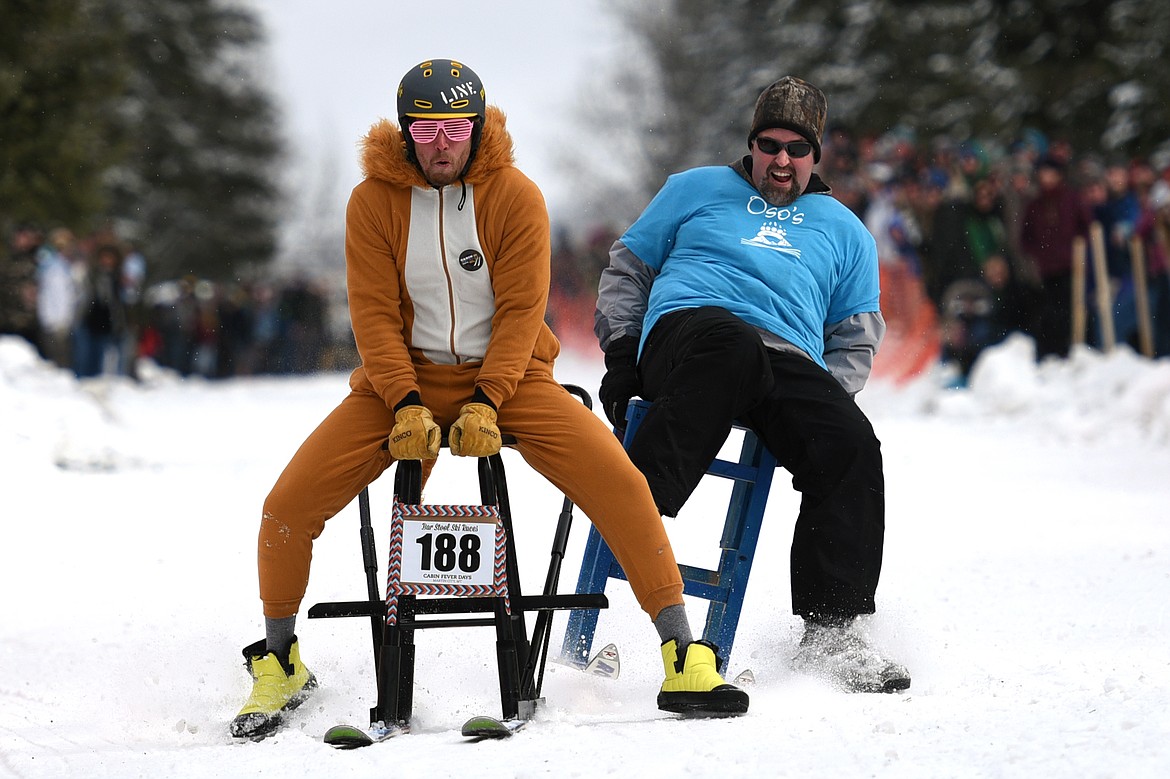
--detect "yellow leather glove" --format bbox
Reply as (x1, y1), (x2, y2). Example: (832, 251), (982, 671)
(388, 405), (441, 460)
(449, 402), (501, 457)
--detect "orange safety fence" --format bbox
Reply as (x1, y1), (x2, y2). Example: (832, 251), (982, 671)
(870, 262), (941, 384)
(547, 290), (603, 359)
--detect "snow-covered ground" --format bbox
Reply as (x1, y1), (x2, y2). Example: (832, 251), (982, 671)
(2, 333), (1169, 778)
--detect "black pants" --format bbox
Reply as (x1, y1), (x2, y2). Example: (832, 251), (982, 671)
(629, 306), (885, 620)
(1034, 272), (1072, 359)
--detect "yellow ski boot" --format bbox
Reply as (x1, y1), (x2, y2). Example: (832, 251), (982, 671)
(657, 639), (749, 716)
(230, 637), (318, 739)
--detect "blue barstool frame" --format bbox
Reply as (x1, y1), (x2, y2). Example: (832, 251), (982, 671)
(560, 399), (777, 670)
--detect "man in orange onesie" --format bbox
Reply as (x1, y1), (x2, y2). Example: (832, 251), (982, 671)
(229, 58), (748, 739)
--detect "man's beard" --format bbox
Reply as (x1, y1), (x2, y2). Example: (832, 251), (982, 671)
(757, 165), (802, 206)
(424, 161), (462, 187)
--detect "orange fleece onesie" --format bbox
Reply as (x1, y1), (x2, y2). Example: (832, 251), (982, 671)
(256, 107), (684, 622)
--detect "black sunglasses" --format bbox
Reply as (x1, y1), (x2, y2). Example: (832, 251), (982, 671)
(754, 137), (814, 158)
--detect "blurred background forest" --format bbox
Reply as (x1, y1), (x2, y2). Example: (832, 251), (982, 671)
(4, 0), (1170, 377)
(570, 0), (1170, 222)
(2, 0), (281, 281)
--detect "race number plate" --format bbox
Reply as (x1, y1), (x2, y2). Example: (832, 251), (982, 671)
(400, 515), (495, 586)
(385, 502), (508, 624)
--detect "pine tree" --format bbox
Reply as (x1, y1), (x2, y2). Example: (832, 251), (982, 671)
(107, 0), (284, 280)
(1, 0), (284, 281)
(0, 0), (126, 230)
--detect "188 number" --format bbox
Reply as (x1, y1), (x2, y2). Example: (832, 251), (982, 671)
(415, 532), (482, 572)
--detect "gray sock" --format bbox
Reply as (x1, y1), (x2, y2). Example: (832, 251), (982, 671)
(653, 604), (694, 648)
(265, 615), (296, 658)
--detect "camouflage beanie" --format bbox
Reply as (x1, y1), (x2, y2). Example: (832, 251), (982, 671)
(748, 76), (827, 162)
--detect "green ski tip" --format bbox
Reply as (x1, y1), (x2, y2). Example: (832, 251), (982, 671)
(324, 722), (407, 749)
(324, 725), (373, 749)
(461, 715), (526, 740)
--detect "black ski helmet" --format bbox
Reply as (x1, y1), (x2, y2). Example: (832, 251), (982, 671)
(397, 58), (487, 177)
(397, 59), (486, 122)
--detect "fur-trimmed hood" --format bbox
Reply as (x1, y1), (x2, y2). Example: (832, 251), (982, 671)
(358, 105), (516, 188)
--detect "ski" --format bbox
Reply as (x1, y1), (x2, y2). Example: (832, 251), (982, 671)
(460, 714), (530, 742)
(325, 701), (742, 748)
(323, 721), (409, 749)
(460, 704), (745, 741)
(582, 642), (621, 679)
(732, 668), (755, 686)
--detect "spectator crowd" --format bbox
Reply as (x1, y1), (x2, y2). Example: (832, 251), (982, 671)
(0, 225), (343, 380)
(5, 126), (1170, 385)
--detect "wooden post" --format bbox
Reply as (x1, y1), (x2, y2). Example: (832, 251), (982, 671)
(1089, 221), (1115, 353)
(1071, 236), (1087, 348)
(1130, 235), (1154, 358)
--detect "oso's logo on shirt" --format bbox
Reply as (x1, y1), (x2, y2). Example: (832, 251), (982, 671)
(740, 221), (802, 259)
(458, 249), (484, 272)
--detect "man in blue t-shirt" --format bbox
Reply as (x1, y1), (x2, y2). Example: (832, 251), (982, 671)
(595, 76), (910, 694)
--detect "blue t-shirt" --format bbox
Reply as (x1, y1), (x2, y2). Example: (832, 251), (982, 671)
(620, 165), (880, 368)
